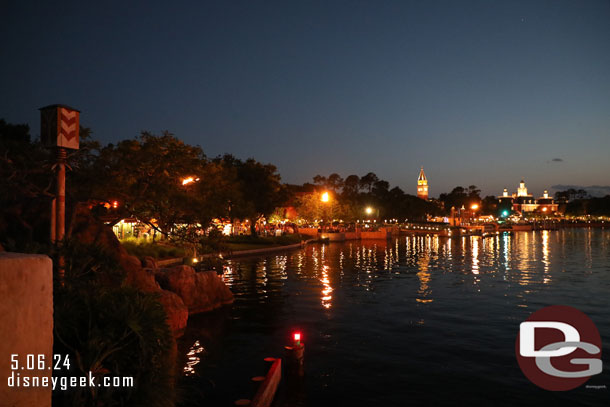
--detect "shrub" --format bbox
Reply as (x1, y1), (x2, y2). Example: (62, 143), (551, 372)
(53, 241), (175, 407)
(122, 240), (185, 259)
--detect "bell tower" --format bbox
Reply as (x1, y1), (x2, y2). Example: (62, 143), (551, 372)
(417, 167), (429, 200)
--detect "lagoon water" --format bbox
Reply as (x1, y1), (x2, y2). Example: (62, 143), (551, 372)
(178, 229), (610, 406)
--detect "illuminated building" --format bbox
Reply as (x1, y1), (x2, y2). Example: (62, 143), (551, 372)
(498, 180), (559, 215)
(417, 167), (429, 200)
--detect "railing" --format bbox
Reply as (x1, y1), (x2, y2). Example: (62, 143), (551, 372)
(401, 223), (451, 233)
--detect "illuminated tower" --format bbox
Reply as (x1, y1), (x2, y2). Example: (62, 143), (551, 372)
(417, 167), (429, 200)
(517, 179), (529, 197)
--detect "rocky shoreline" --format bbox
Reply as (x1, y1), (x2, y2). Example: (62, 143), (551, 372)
(71, 209), (234, 338)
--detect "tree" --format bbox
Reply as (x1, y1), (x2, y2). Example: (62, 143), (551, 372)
(565, 196), (610, 216)
(295, 191), (360, 224)
(343, 174), (360, 197)
(312, 174), (327, 187)
(327, 173), (344, 192)
(217, 156), (287, 235)
(467, 185), (481, 199)
(83, 131), (208, 237)
(0, 119), (57, 251)
(439, 186), (468, 212)
(482, 195), (499, 215)
(294, 193), (323, 224)
(359, 172), (378, 193)
(372, 180), (390, 197)
(556, 188), (589, 202)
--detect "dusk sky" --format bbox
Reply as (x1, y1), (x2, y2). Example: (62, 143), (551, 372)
(1, 0), (609, 197)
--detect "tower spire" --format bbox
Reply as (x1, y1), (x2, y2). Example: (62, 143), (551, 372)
(418, 166), (427, 182)
(417, 167), (429, 200)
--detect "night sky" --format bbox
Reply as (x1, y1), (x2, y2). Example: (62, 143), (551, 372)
(1, 1), (609, 197)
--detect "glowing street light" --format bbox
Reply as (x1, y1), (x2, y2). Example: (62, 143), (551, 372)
(182, 177), (200, 186)
(365, 206), (373, 215)
(320, 192), (331, 231)
(471, 203), (479, 210)
(542, 207), (548, 212)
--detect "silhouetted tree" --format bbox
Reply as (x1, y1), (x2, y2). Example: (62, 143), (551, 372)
(359, 172), (378, 192)
(482, 195), (499, 215)
(327, 173), (344, 192)
(343, 174), (360, 197)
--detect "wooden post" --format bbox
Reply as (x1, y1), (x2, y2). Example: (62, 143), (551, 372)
(56, 147), (67, 280)
(283, 340), (306, 406)
(284, 344), (305, 377)
(56, 147), (66, 242)
(50, 198), (56, 243)
(40, 104), (80, 282)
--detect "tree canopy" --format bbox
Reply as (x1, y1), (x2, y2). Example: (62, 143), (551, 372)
(294, 172), (442, 224)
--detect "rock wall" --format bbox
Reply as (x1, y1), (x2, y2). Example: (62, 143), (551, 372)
(70, 208), (233, 337)
(0, 253), (53, 407)
(155, 266), (234, 314)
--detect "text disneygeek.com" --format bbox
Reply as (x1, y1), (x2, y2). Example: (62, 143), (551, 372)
(7, 353), (133, 391)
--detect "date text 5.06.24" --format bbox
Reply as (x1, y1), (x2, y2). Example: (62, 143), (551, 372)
(10, 354), (70, 371)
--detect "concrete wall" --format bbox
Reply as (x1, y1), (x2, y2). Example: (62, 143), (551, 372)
(297, 228), (319, 237)
(0, 253), (53, 407)
(344, 232), (360, 240)
(380, 226), (400, 236)
(319, 233), (346, 242)
(361, 231), (391, 240)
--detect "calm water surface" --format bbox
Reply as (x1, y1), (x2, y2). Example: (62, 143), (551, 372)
(178, 229), (610, 406)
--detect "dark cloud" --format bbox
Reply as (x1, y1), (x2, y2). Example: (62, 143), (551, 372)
(551, 158), (563, 162)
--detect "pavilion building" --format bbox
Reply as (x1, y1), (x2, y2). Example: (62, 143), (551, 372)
(498, 180), (558, 214)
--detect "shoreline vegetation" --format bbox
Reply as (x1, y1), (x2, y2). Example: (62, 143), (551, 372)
(122, 234), (306, 260)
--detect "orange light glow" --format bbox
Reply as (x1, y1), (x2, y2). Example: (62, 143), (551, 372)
(321, 192), (330, 202)
(112, 200), (119, 209)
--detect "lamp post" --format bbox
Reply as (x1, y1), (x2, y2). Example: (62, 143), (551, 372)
(470, 203), (479, 223)
(365, 206), (377, 223)
(320, 191), (330, 231)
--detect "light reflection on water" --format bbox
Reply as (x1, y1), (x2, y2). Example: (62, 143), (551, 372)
(183, 340), (205, 376)
(179, 229), (610, 407)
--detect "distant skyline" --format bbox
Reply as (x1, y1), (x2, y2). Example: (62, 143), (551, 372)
(1, 0), (609, 197)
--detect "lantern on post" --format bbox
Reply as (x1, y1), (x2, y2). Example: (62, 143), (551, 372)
(39, 104), (80, 245)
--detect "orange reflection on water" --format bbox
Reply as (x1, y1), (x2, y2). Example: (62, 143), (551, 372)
(542, 230), (551, 283)
(183, 340), (205, 376)
(320, 264), (333, 309)
(472, 237), (480, 275)
(416, 239), (433, 304)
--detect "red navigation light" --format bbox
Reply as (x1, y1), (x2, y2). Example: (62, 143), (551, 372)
(293, 332), (301, 345)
